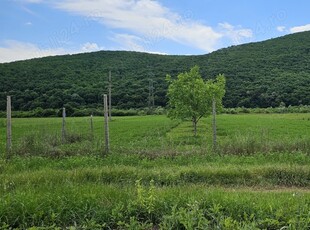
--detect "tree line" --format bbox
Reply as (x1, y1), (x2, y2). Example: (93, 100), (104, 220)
(0, 31), (309, 113)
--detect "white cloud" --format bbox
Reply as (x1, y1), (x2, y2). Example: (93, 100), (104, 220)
(276, 26), (286, 32)
(25, 21), (33, 26)
(0, 40), (106, 63)
(51, 0), (223, 52)
(111, 34), (146, 52)
(81, 42), (100, 52)
(110, 33), (167, 54)
(290, 24), (310, 33)
(0, 40), (68, 63)
(219, 22), (253, 45)
(9, 0), (254, 59)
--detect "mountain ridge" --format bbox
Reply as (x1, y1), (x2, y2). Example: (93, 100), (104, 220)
(0, 31), (309, 111)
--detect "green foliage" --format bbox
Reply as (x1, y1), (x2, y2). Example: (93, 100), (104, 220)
(223, 105), (310, 114)
(0, 31), (310, 112)
(167, 66), (209, 121)
(167, 65), (225, 135)
(0, 107), (163, 118)
(135, 179), (156, 215)
(0, 171), (309, 229)
(160, 202), (210, 229)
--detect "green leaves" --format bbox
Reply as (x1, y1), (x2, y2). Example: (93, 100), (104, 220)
(166, 66), (226, 135)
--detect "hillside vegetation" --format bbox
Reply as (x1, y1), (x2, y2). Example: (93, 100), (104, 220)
(0, 31), (309, 112)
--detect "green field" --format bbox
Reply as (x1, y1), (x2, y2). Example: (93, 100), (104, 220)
(0, 114), (310, 229)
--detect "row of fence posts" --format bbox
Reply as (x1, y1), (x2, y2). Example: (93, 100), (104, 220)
(4, 93), (111, 158)
(4, 71), (113, 158)
(37, 97), (216, 155)
(4, 92), (217, 158)
(60, 94), (110, 154)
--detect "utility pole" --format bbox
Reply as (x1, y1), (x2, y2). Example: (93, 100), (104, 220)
(103, 94), (110, 154)
(148, 78), (154, 112)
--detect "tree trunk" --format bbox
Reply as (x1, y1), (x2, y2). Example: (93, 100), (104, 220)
(193, 119), (197, 136)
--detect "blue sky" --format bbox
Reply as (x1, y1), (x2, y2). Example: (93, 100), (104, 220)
(0, 0), (309, 63)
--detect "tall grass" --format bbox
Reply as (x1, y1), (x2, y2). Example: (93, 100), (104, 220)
(0, 181), (309, 229)
(218, 131), (310, 155)
(14, 131), (96, 157)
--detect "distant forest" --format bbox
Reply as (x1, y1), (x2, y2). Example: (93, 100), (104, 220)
(0, 31), (309, 112)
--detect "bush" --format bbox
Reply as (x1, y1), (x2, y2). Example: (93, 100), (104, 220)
(222, 105), (310, 114)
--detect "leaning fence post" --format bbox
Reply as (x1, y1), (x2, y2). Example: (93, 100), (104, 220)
(62, 107), (66, 143)
(212, 97), (217, 152)
(6, 96), (12, 157)
(104, 94), (110, 154)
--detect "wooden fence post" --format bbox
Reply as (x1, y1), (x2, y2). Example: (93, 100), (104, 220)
(212, 98), (217, 152)
(108, 70), (112, 121)
(6, 96), (12, 157)
(62, 107), (66, 143)
(90, 113), (94, 139)
(104, 94), (110, 154)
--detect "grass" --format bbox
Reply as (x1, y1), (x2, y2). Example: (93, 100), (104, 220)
(168, 113), (310, 154)
(0, 178), (309, 229)
(1, 153), (310, 190)
(2, 113), (310, 157)
(0, 114), (310, 229)
(216, 114), (310, 154)
(0, 153), (309, 229)
(0, 115), (180, 157)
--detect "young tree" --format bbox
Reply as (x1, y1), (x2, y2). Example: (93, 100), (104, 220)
(166, 66), (225, 136)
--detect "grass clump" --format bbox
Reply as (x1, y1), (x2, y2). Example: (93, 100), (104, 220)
(13, 131), (95, 157)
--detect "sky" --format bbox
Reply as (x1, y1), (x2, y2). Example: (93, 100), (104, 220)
(0, 0), (309, 63)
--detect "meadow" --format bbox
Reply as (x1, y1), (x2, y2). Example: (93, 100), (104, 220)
(0, 114), (310, 229)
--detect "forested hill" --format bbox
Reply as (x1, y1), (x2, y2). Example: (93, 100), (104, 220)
(0, 31), (309, 111)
